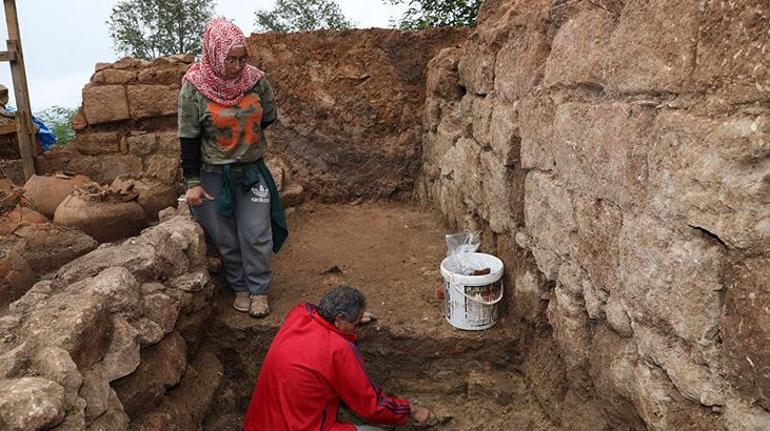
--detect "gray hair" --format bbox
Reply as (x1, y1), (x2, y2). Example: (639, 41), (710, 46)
(318, 285), (366, 324)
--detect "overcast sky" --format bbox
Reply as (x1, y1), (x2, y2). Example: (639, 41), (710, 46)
(0, 0), (407, 113)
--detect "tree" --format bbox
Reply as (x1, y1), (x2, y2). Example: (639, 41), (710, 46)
(108, 0), (215, 59)
(35, 106), (76, 145)
(255, 0), (353, 33)
(387, 0), (483, 29)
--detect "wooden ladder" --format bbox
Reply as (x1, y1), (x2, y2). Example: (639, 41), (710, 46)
(0, 0), (35, 181)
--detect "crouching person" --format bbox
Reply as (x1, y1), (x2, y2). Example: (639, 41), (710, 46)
(244, 285), (429, 430)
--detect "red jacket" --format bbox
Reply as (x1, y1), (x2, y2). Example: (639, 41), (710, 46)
(244, 304), (411, 431)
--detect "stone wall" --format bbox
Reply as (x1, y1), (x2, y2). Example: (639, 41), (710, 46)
(37, 28), (467, 201)
(419, 0), (770, 429)
(36, 55), (190, 186)
(0, 206), (221, 430)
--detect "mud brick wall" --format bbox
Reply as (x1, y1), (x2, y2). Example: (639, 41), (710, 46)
(418, 0), (770, 429)
(37, 28), (467, 200)
(35, 55), (191, 186)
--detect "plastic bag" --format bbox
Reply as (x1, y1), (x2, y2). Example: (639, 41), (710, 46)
(5, 105), (56, 151)
(445, 231), (480, 256)
(444, 231), (487, 275)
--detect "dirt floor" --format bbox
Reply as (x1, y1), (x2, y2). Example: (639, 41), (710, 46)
(201, 201), (554, 430)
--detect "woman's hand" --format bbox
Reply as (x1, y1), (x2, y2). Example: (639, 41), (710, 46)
(185, 185), (214, 207)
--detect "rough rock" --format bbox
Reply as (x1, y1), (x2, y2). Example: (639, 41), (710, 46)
(650, 112), (770, 251)
(551, 102), (652, 209)
(142, 288), (179, 335)
(21, 283), (112, 369)
(544, 8), (613, 89)
(82, 84), (130, 125)
(723, 254), (770, 410)
(31, 347), (82, 408)
(80, 367), (111, 420)
(68, 155), (144, 185)
(93, 68), (137, 85)
(618, 213), (723, 352)
(73, 132), (122, 156)
(101, 316), (141, 382)
(113, 332), (187, 419)
(513, 268), (548, 323)
(130, 351), (223, 430)
(143, 154), (180, 185)
(0, 223), (98, 274)
(0, 377), (66, 430)
(604, 0), (700, 94)
(55, 215), (205, 287)
(86, 389), (129, 431)
(127, 85), (179, 120)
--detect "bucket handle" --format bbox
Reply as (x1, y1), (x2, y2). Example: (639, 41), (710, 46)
(449, 278), (504, 306)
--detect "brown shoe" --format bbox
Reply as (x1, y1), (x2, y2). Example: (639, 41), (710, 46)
(249, 294), (270, 318)
(233, 291), (250, 312)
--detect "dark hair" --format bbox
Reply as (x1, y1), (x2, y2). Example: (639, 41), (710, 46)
(318, 285), (366, 324)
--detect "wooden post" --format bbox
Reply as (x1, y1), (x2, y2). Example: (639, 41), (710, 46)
(3, 0), (35, 180)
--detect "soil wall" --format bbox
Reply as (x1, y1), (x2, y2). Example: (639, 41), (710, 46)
(418, 0), (770, 429)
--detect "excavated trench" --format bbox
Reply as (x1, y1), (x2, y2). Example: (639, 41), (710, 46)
(191, 202), (553, 430)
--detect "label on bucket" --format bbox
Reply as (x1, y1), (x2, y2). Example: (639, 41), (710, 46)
(464, 284), (499, 325)
(443, 279), (502, 330)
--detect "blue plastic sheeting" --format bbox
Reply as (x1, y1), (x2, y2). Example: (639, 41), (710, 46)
(4, 105), (56, 151)
(32, 115), (56, 151)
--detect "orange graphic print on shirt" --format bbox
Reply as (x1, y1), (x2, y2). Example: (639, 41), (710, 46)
(208, 93), (264, 151)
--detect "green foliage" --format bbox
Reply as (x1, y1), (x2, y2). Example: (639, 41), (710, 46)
(387, 0), (483, 29)
(255, 0), (353, 33)
(108, 0), (215, 59)
(35, 106), (77, 145)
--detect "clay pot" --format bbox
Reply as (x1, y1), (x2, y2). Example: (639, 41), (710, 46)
(0, 205), (48, 236)
(23, 174), (93, 218)
(53, 195), (147, 243)
(0, 250), (34, 307)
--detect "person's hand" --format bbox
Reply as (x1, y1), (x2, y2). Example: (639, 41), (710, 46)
(411, 405), (430, 425)
(185, 186), (214, 207)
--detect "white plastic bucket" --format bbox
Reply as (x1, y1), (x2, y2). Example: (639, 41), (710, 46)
(440, 252), (504, 330)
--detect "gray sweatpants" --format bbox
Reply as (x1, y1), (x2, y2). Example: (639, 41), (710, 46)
(191, 169), (273, 295)
(355, 426), (387, 431)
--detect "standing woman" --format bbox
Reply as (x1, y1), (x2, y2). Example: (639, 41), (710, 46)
(178, 18), (287, 318)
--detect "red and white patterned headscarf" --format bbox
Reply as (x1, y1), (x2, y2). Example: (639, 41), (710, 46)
(183, 18), (264, 106)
